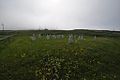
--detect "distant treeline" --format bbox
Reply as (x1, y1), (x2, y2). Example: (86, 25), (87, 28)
(0, 29), (120, 37)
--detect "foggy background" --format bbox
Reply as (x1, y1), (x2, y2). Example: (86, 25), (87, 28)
(0, 0), (120, 30)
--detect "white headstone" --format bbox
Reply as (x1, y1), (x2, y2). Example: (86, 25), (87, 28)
(94, 36), (97, 40)
(57, 35), (61, 39)
(61, 35), (64, 38)
(46, 35), (50, 40)
(30, 34), (36, 41)
(52, 35), (56, 39)
(68, 34), (74, 43)
(38, 34), (42, 38)
(81, 35), (84, 40)
(78, 36), (81, 40)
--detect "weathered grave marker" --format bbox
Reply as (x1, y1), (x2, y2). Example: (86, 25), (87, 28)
(61, 35), (64, 38)
(68, 34), (74, 43)
(30, 34), (36, 41)
(78, 35), (81, 40)
(52, 35), (57, 39)
(38, 34), (42, 38)
(94, 36), (97, 40)
(46, 35), (50, 40)
(81, 35), (84, 40)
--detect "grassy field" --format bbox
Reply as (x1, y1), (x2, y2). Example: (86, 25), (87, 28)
(0, 30), (120, 80)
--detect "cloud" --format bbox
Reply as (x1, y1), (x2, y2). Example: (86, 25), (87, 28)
(0, 0), (120, 30)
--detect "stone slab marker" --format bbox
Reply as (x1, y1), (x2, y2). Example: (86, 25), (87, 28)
(68, 34), (74, 44)
(30, 33), (36, 41)
(38, 34), (42, 38)
(81, 35), (84, 40)
(46, 35), (50, 40)
(94, 36), (97, 40)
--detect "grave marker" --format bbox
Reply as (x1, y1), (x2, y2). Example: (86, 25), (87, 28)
(30, 34), (36, 41)
(94, 36), (97, 40)
(68, 34), (74, 43)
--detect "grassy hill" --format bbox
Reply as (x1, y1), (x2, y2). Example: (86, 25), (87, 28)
(0, 30), (120, 80)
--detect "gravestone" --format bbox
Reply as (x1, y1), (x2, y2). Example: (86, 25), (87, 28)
(57, 35), (61, 39)
(38, 34), (42, 38)
(78, 36), (81, 40)
(30, 34), (36, 41)
(94, 36), (97, 40)
(46, 35), (50, 40)
(52, 35), (56, 39)
(68, 34), (74, 43)
(81, 35), (84, 40)
(61, 35), (64, 38)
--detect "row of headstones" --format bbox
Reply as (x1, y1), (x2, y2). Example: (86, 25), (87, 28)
(68, 34), (97, 43)
(30, 33), (97, 43)
(30, 34), (65, 41)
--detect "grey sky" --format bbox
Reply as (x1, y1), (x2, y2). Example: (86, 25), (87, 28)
(0, 0), (120, 30)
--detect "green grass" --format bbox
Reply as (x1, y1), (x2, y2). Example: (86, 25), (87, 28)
(0, 33), (120, 80)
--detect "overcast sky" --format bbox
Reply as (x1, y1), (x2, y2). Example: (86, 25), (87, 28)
(0, 0), (120, 30)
